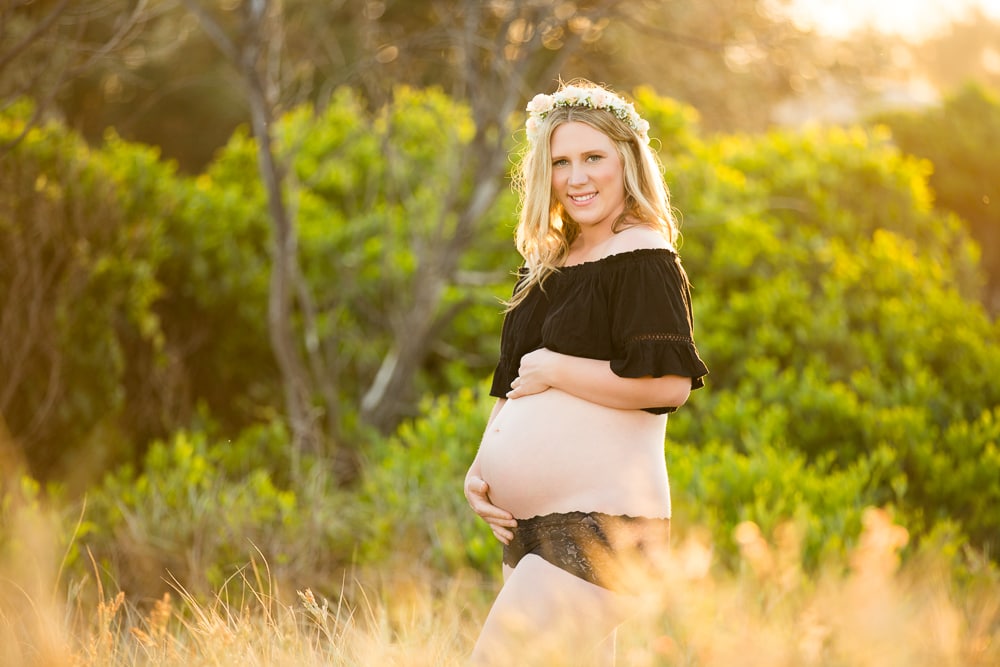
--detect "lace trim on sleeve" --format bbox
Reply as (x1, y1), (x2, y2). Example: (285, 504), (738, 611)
(626, 332), (694, 344)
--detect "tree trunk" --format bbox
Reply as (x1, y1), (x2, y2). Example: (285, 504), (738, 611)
(241, 1), (322, 455)
(183, 0), (323, 456)
(357, 0), (593, 432)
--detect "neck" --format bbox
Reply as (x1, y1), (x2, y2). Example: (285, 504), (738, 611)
(571, 207), (629, 250)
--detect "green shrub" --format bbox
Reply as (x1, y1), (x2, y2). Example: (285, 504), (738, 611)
(0, 101), (172, 480)
(79, 421), (354, 600)
(873, 83), (1000, 309)
(663, 122), (1000, 559)
(667, 437), (892, 570)
(356, 386), (499, 576)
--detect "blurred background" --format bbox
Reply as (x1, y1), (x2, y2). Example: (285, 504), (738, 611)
(1, 2), (999, 648)
(13, 0), (1000, 167)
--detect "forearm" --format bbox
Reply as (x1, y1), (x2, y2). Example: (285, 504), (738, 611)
(520, 351), (691, 410)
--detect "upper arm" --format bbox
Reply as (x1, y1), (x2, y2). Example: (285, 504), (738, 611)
(607, 252), (708, 390)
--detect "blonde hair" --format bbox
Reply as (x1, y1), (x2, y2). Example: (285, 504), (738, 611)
(507, 82), (677, 310)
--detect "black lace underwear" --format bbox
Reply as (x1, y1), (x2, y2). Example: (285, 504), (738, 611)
(502, 511), (670, 592)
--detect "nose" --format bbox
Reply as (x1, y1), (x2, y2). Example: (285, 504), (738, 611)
(568, 163), (588, 186)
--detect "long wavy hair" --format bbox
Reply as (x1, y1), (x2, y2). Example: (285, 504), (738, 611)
(507, 84), (677, 310)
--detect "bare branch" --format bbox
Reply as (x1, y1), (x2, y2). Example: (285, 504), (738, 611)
(0, 0), (71, 73)
(70, 0), (155, 75)
(179, 0), (240, 63)
(612, 12), (726, 53)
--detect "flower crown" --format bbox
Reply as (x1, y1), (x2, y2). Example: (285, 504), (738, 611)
(524, 85), (651, 145)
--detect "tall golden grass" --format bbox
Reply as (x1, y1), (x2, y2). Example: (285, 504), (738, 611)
(1, 491), (998, 666)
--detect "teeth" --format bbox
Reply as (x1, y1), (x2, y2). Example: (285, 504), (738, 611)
(570, 193), (596, 202)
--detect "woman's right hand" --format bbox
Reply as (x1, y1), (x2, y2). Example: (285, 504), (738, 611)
(464, 474), (517, 545)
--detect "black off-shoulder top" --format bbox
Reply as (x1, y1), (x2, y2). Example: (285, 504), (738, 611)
(489, 248), (709, 414)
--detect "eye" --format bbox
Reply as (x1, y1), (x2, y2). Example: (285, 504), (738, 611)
(552, 158), (569, 167)
(586, 154), (603, 162)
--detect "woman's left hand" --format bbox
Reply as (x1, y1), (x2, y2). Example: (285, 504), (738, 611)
(507, 348), (558, 399)
(464, 474), (517, 544)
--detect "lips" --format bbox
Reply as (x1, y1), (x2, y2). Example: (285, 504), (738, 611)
(569, 192), (596, 204)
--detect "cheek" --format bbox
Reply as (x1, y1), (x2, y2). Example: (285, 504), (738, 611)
(604, 161), (624, 183)
(551, 171), (566, 194)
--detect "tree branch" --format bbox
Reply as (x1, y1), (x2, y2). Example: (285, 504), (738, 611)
(179, 0), (240, 63)
(0, 0), (70, 73)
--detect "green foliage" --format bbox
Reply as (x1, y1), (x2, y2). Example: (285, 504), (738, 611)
(0, 474), (46, 556)
(0, 101), (172, 479)
(663, 121), (1000, 558)
(634, 86), (703, 157)
(1, 85), (519, 481)
(156, 86), (518, 437)
(667, 438), (888, 569)
(355, 386), (499, 575)
(873, 83), (1000, 309)
(153, 130), (278, 430)
(279, 86), (517, 405)
(903, 407), (1000, 554)
(4, 83), (1000, 589)
(80, 422), (354, 600)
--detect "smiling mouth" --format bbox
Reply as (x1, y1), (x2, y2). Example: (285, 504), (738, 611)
(569, 193), (596, 203)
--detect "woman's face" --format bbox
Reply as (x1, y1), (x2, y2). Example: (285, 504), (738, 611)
(549, 121), (626, 233)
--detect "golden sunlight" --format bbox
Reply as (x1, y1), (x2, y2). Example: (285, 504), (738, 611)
(786, 0), (1000, 39)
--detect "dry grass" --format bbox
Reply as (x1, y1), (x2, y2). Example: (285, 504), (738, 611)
(1, 494), (998, 667)
(615, 511), (999, 666)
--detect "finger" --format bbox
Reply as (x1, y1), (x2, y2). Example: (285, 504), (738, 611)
(465, 483), (493, 507)
(506, 378), (520, 399)
(474, 504), (516, 523)
(507, 384), (544, 398)
(485, 514), (517, 527)
(491, 526), (512, 545)
(474, 478), (495, 498)
(465, 477), (488, 499)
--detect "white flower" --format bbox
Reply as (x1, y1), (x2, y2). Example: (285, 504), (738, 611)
(525, 116), (540, 142)
(524, 85), (651, 145)
(526, 93), (554, 114)
(589, 89), (610, 108)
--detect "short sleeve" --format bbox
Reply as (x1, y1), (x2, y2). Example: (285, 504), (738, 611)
(607, 251), (709, 403)
(489, 316), (519, 400)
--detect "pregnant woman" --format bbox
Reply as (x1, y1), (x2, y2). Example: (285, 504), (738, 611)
(464, 81), (709, 666)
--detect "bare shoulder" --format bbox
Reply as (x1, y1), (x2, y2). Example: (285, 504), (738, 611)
(608, 223), (675, 254)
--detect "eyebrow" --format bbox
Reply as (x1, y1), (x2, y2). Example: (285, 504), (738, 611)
(550, 148), (608, 160)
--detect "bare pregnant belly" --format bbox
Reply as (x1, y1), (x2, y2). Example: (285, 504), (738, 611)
(478, 389), (672, 519)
